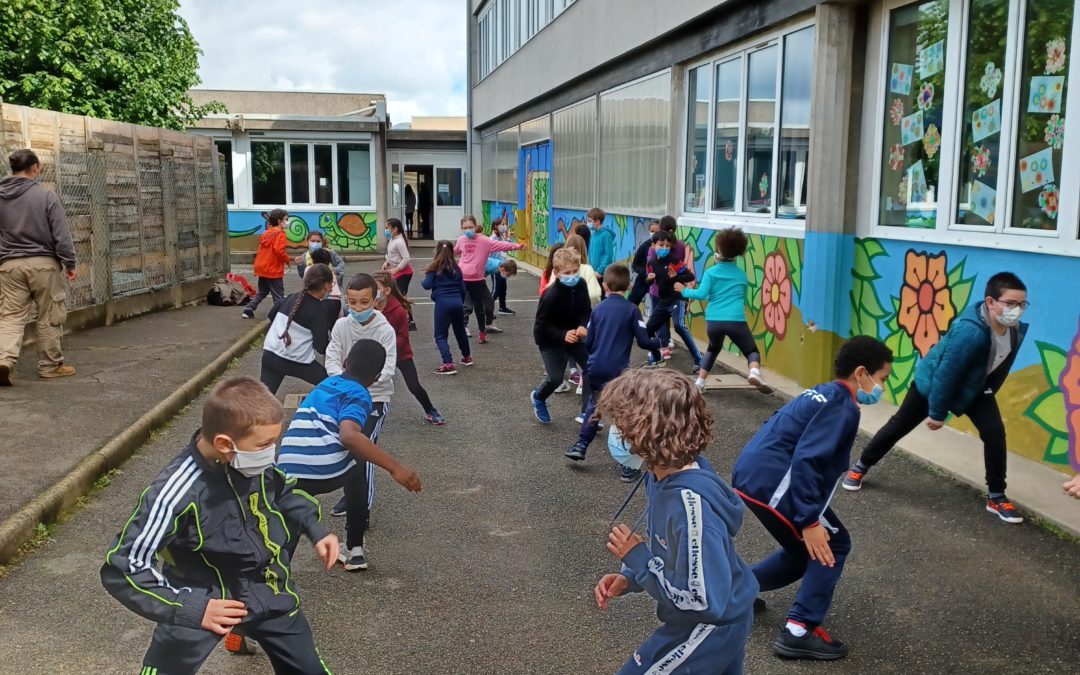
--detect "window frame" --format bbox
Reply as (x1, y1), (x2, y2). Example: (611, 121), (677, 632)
(247, 137), (375, 210)
(677, 18), (815, 239)
(867, 0), (1080, 256)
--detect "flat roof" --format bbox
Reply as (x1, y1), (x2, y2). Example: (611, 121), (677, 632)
(189, 89), (386, 117)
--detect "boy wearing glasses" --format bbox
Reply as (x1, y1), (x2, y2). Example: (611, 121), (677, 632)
(843, 272), (1029, 524)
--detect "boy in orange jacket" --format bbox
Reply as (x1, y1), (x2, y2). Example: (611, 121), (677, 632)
(242, 209), (292, 319)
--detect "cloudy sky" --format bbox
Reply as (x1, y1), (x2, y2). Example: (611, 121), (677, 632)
(177, 0), (467, 123)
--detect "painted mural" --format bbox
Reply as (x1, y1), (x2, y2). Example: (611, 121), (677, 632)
(227, 210), (378, 252)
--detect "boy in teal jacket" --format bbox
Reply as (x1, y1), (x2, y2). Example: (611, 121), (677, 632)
(586, 207), (616, 278)
(843, 272), (1029, 523)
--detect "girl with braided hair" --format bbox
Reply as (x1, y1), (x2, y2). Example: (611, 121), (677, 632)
(260, 263), (338, 394)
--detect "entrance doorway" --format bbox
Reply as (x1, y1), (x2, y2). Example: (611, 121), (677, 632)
(399, 165), (434, 240)
(389, 151), (466, 242)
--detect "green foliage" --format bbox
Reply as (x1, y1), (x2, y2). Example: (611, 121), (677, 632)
(784, 237), (802, 297)
(850, 238), (890, 338)
(0, 0), (224, 129)
(1024, 341), (1070, 464)
(946, 258), (976, 317)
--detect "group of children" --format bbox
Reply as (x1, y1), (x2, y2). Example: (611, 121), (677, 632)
(101, 203), (1036, 672)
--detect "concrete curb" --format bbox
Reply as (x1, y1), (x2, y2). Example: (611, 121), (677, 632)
(0, 320), (268, 565)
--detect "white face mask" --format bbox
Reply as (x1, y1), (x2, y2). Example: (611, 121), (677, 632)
(997, 304), (1023, 327)
(229, 442), (277, 477)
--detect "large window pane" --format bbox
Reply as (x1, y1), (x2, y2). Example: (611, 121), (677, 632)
(436, 168), (463, 206)
(778, 27), (814, 219)
(553, 98), (596, 208)
(879, 1), (949, 228)
(1011, 0), (1072, 230)
(496, 127), (519, 203)
(744, 46), (777, 214)
(337, 143), (371, 207)
(251, 141), (285, 205)
(599, 72), (671, 215)
(314, 144), (333, 204)
(480, 134), (498, 201)
(213, 140), (234, 204)
(956, 0), (1009, 226)
(712, 58), (741, 211)
(289, 143), (310, 204)
(685, 65), (711, 212)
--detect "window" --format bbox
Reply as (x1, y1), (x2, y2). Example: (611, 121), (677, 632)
(778, 27), (814, 218)
(553, 97), (597, 208)
(685, 65), (710, 212)
(289, 143), (310, 204)
(745, 46), (779, 215)
(599, 72), (672, 215)
(496, 127), (519, 203)
(436, 168), (463, 206)
(251, 141), (285, 205)
(480, 134), (498, 201)
(314, 144), (333, 204)
(213, 140), (234, 204)
(713, 59), (742, 211)
(337, 143), (372, 207)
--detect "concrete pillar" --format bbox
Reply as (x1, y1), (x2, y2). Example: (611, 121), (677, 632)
(800, 1), (867, 385)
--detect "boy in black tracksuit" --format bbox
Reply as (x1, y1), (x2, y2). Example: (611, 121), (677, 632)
(531, 247), (592, 425)
(101, 377), (339, 674)
(627, 222), (659, 305)
(645, 230), (695, 366)
(564, 263), (660, 473)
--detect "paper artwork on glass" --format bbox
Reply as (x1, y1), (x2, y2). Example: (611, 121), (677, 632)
(907, 160), (929, 202)
(1038, 184), (1059, 219)
(900, 110), (924, 145)
(1028, 76), (1065, 113)
(890, 99), (905, 126)
(971, 145), (992, 178)
(980, 62), (1003, 99)
(971, 99), (1001, 142)
(889, 143), (905, 170)
(1018, 147), (1055, 193)
(969, 180), (996, 224)
(918, 41), (945, 78)
(922, 123), (941, 158)
(890, 63), (914, 95)
(1044, 114), (1065, 150)
(918, 83), (936, 111)
(1045, 37), (1067, 75)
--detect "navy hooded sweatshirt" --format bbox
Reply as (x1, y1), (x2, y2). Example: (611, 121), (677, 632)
(585, 294), (661, 383)
(620, 456), (759, 628)
(731, 381), (860, 530)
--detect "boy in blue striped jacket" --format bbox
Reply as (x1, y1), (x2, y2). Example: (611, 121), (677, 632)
(278, 339), (422, 572)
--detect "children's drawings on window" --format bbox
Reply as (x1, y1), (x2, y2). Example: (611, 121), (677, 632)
(890, 63), (914, 95)
(980, 61), (1003, 99)
(1019, 147), (1055, 193)
(1045, 37), (1067, 75)
(971, 99), (1001, 142)
(1028, 76), (1065, 113)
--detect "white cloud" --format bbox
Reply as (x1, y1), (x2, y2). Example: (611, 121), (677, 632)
(177, 0), (467, 123)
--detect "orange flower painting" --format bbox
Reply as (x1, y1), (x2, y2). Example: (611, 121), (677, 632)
(897, 250), (956, 357)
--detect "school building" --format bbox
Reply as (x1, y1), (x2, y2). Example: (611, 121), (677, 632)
(187, 90), (467, 253)
(466, 0), (1080, 475)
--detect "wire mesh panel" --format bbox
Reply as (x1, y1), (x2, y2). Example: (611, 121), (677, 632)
(136, 130), (170, 289)
(104, 137), (146, 298)
(57, 150), (93, 307)
(170, 139), (201, 281)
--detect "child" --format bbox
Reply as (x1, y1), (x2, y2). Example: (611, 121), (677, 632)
(490, 218), (516, 315)
(676, 227), (768, 393)
(594, 369), (758, 675)
(586, 207), (615, 279)
(373, 270), (445, 426)
(463, 255), (504, 335)
(422, 241), (472, 375)
(564, 264), (661, 474)
(309, 247), (343, 312)
(651, 216), (698, 361)
(382, 218), (417, 331)
(531, 248), (592, 424)
(326, 273), (398, 517)
(278, 340), (422, 572)
(628, 221), (661, 305)
(564, 234), (602, 306)
(101, 377), (339, 673)
(644, 231), (696, 367)
(843, 273), (1029, 523)
(295, 230), (346, 289)
(538, 243), (565, 296)
(732, 336), (894, 660)
(242, 209), (292, 319)
(455, 215), (523, 344)
(260, 263), (337, 394)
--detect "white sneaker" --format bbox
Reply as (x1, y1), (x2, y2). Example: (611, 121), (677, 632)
(574, 414), (604, 428)
(339, 545), (368, 571)
(695, 380), (707, 394)
(554, 381), (572, 394)
(748, 368), (773, 394)
(465, 327), (472, 337)
(575, 385), (583, 395)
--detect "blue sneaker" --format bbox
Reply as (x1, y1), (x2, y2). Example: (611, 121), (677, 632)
(426, 409), (446, 426)
(564, 443), (587, 461)
(620, 466), (642, 483)
(331, 496), (347, 517)
(531, 390), (551, 424)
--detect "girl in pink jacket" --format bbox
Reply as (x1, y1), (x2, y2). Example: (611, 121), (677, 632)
(454, 215), (522, 343)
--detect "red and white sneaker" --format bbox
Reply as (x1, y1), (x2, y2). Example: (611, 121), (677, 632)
(460, 356), (475, 367)
(986, 496), (1023, 524)
(477, 332), (488, 344)
(434, 363), (457, 376)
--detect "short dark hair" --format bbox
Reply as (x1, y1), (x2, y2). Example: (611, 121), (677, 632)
(9, 149), (39, 174)
(834, 336), (894, 378)
(499, 258), (518, 275)
(202, 377), (283, 441)
(984, 272), (1026, 300)
(344, 339), (386, 387)
(653, 230), (674, 244)
(347, 272), (378, 296)
(587, 207), (606, 223)
(309, 248), (332, 266)
(658, 215), (677, 233)
(603, 263), (631, 292)
(267, 208), (288, 227)
(715, 228), (748, 259)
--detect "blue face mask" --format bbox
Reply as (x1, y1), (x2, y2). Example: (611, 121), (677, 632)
(349, 307), (375, 323)
(587, 220), (597, 231)
(464, 229), (476, 239)
(308, 241), (322, 251)
(856, 372), (883, 405)
(383, 229), (392, 239)
(608, 425), (644, 470)
(656, 247), (671, 259)
(559, 273), (581, 287)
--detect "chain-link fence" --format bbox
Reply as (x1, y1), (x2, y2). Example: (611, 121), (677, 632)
(0, 102), (228, 310)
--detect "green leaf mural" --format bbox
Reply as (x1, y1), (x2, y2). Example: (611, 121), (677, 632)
(850, 238), (890, 338)
(1024, 341), (1070, 464)
(946, 259), (977, 316)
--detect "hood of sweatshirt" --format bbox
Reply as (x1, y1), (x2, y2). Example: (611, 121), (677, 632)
(0, 176), (36, 199)
(653, 456), (746, 538)
(259, 228), (282, 245)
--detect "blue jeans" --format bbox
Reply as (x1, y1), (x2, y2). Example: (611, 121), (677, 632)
(646, 301), (702, 366)
(433, 298), (470, 364)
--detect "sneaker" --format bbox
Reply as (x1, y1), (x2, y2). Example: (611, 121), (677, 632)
(486, 324), (504, 334)
(409, 320), (418, 332)
(575, 385), (583, 396)
(331, 496), (347, 517)
(666, 340), (675, 349)
(531, 390), (551, 424)
(434, 363), (458, 376)
(224, 631), (258, 655)
(773, 624), (849, 661)
(554, 381), (572, 394)
(841, 468), (865, 491)
(240, 309), (254, 319)
(748, 368), (773, 393)
(986, 495), (1024, 524)
(339, 546), (369, 572)
(0, 364), (12, 387)
(661, 348), (673, 361)
(645, 359), (668, 369)
(695, 380), (707, 394)
(620, 466), (642, 483)
(564, 443), (587, 461)
(478, 332), (488, 344)
(573, 414), (604, 429)
(39, 364), (75, 379)
(498, 307), (516, 315)
(460, 356), (474, 367)
(465, 327), (472, 337)
(426, 409), (446, 426)
(568, 370), (582, 386)
(690, 363), (702, 375)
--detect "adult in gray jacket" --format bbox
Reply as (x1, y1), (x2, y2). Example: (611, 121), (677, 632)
(0, 149), (76, 385)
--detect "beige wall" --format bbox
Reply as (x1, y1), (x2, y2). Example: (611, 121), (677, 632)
(189, 90), (385, 116)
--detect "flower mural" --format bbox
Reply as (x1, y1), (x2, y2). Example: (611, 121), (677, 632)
(1025, 323), (1078, 467)
(897, 250), (956, 357)
(762, 251), (793, 339)
(1063, 321), (1080, 471)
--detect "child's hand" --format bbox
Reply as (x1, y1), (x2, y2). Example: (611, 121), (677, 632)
(314, 534), (339, 571)
(201, 599), (247, 635)
(565, 330), (580, 344)
(594, 573), (629, 609)
(1064, 474), (1080, 499)
(575, 326), (588, 338)
(646, 273), (655, 282)
(391, 465), (423, 492)
(607, 524), (644, 560)
(926, 419), (944, 431)
(674, 282), (686, 293)
(802, 525), (835, 567)
(294, 254), (304, 264)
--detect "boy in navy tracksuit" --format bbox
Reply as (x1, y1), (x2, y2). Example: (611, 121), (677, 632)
(564, 263), (661, 478)
(594, 369), (758, 674)
(731, 336), (894, 661)
(644, 230), (695, 367)
(101, 377), (340, 674)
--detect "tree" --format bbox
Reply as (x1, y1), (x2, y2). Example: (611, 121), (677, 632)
(0, 0), (225, 129)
